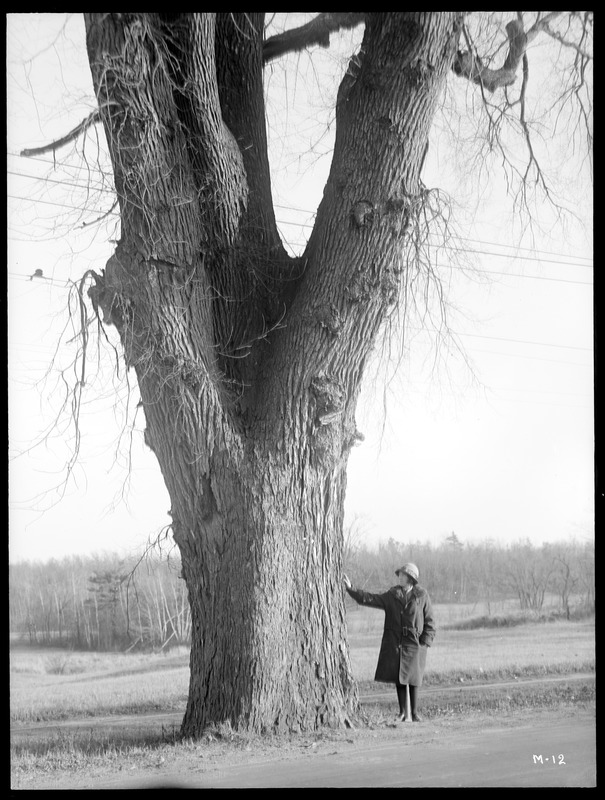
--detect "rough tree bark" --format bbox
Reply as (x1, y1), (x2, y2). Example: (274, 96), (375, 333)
(82, 12), (462, 734)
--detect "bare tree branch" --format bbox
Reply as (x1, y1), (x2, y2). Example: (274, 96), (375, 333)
(453, 18), (530, 92)
(452, 12), (590, 93)
(20, 109), (101, 157)
(263, 12), (365, 64)
(539, 19), (592, 59)
(449, 11), (592, 229)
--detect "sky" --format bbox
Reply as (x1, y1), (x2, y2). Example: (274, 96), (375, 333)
(7, 13), (594, 564)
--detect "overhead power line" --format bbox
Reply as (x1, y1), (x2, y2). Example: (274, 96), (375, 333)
(466, 347), (590, 368)
(274, 202), (594, 265)
(7, 193), (115, 217)
(276, 217), (593, 270)
(454, 330), (591, 352)
(9, 270), (592, 355)
(404, 324), (591, 353)
(8, 194), (592, 286)
(7, 154), (593, 268)
(7, 168), (115, 196)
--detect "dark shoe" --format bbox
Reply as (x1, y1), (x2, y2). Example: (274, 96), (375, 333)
(412, 713), (422, 722)
(397, 712), (407, 722)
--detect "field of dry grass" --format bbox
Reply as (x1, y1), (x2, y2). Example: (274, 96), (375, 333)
(346, 609), (595, 684)
(10, 607), (595, 725)
(10, 647), (191, 724)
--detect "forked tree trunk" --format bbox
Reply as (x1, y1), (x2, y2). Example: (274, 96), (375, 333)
(83, 12), (461, 734)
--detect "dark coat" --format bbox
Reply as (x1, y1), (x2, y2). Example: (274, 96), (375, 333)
(347, 583), (436, 686)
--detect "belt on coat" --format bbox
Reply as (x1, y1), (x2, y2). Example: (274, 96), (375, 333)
(386, 626), (419, 636)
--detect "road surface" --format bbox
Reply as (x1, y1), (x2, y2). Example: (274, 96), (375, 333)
(105, 715), (595, 788)
(12, 675), (596, 789)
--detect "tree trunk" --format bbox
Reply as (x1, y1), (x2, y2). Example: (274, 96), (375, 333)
(178, 445), (356, 733)
(83, 12), (461, 733)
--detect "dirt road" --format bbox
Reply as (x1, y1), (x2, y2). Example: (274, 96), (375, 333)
(12, 675), (596, 789)
(22, 712), (595, 789)
(139, 716), (593, 788)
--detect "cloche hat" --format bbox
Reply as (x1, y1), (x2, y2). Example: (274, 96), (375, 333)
(395, 562), (419, 583)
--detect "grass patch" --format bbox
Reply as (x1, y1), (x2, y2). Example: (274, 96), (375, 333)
(348, 617), (595, 683)
(10, 646), (191, 724)
(10, 646), (189, 677)
(11, 667), (189, 724)
(445, 606), (595, 630)
(11, 619), (594, 724)
(11, 724), (182, 760)
(361, 677), (595, 722)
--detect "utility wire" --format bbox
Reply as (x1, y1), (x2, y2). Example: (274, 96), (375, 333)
(8, 335), (592, 404)
(8, 202), (593, 285)
(404, 325), (591, 352)
(464, 348), (590, 368)
(273, 202), (594, 265)
(447, 330), (591, 352)
(8, 155), (593, 267)
(7, 193), (115, 217)
(9, 270), (592, 355)
(276, 217), (593, 270)
(7, 331), (592, 369)
(7, 168), (114, 196)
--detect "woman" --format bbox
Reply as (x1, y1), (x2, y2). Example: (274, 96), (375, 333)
(344, 562), (436, 722)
